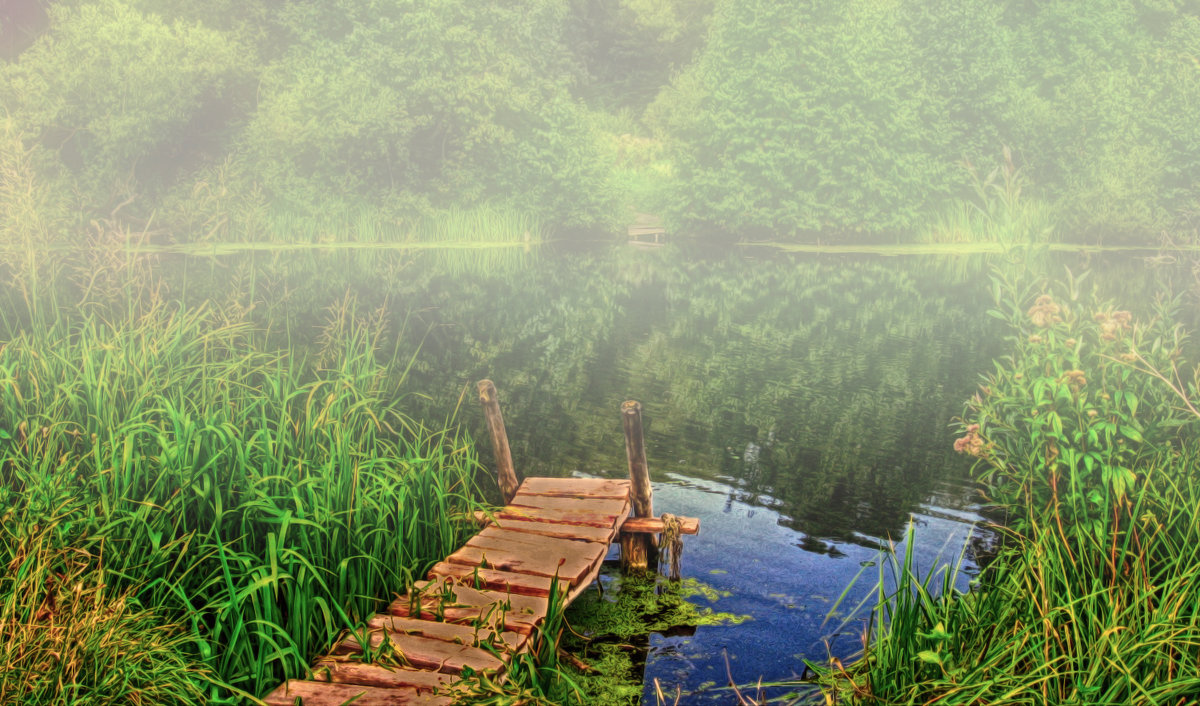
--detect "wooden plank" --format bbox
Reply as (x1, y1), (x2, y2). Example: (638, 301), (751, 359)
(566, 540), (610, 605)
(460, 534), (604, 575)
(495, 504), (621, 528)
(364, 614), (526, 653)
(312, 660), (456, 691)
(446, 542), (597, 586)
(474, 525), (608, 554)
(517, 477), (630, 499)
(620, 516), (701, 535)
(428, 561), (570, 598)
(509, 494), (629, 517)
(627, 226), (666, 236)
(464, 528), (609, 582)
(263, 680), (453, 706)
(332, 631), (506, 675)
(387, 581), (547, 635)
(472, 513), (619, 543)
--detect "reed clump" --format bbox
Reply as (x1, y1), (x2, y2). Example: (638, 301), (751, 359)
(0, 516), (211, 704)
(818, 271), (1200, 704)
(921, 150), (1057, 247)
(0, 295), (486, 700)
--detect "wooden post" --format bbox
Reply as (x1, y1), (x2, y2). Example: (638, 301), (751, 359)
(620, 400), (656, 572)
(477, 379), (520, 504)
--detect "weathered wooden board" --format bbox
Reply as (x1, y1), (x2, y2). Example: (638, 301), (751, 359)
(509, 493), (629, 518)
(472, 513), (619, 543)
(446, 542), (597, 586)
(517, 477), (630, 499)
(427, 561), (570, 598)
(620, 515), (701, 535)
(263, 680), (453, 706)
(627, 226), (666, 236)
(565, 537), (613, 605)
(495, 504), (622, 528)
(332, 630), (505, 675)
(365, 614), (526, 653)
(474, 525), (608, 554)
(387, 581), (547, 635)
(462, 528), (608, 584)
(312, 660), (456, 691)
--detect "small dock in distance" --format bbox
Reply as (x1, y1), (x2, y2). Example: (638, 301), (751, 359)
(263, 385), (698, 705)
(628, 213), (666, 246)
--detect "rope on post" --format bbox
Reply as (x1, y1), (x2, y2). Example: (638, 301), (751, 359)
(659, 513), (683, 581)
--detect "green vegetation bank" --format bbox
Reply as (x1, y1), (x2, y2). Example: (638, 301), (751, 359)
(3, 0), (1200, 246)
(821, 278), (1200, 704)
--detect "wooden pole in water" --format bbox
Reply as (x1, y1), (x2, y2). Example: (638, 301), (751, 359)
(477, 379), (520, 504)
(620, 400), (656, 572)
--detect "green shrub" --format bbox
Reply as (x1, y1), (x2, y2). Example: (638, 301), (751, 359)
(819, 273), (1200, 704)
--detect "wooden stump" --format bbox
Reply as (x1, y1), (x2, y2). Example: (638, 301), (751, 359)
(619, 400), (656, 572)
(478, 379), (520, 504)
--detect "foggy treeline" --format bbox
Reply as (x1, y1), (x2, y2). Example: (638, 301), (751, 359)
(3, 0), (1199, 246)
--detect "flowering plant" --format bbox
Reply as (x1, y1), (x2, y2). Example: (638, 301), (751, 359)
(954, 271), (1198, 573)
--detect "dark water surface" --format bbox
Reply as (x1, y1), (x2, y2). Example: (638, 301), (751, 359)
(171, 242), (1192, 703)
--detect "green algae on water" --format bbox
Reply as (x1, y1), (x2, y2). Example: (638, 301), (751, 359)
(559, 574), (750, 704)
(568, 575), (748, 640)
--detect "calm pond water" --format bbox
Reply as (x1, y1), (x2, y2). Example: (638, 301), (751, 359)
(167, 241), (1193, 703)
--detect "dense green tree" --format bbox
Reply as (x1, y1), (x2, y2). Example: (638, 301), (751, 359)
(1002, 0), (1200, 234)
(1003, 1), (1152, 231)
(243, 0), (615, 227)
(899, 0), (1019, 179)
(0, 0), (247, 209)
(565, 0), (713, 111)
(655, 0), (1200, 240)
(656, 0), (957, 238)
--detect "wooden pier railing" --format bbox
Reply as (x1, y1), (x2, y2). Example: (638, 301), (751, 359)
(262, 386), (698, 705)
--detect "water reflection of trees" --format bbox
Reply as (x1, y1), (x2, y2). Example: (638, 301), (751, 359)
(598, 252), (1003, 544)
(156, 245), (1193, 548)
(363, 246), (1003, 544)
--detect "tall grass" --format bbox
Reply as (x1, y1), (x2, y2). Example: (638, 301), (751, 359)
(1, 116), (70, 325)
(0, 517), (212, 704)
(260, 203), (545, 246)
(0, 295), (486, 699)
(817, 274), (1200, 704)
(415, 205), (546, 245)
(823, 465), (1200, 705)
(921, 149), (1057, 247)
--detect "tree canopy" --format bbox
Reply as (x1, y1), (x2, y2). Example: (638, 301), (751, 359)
(1, 0), (1198, 243)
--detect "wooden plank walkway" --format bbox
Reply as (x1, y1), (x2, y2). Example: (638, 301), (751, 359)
(628, 213), (666, 246)
(263, 476), (694, 706)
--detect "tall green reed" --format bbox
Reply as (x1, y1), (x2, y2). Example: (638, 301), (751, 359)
(0, 295), (486, 699)
(416, 205), (546, 245)
(0, 514), (212, 704)
(260, 203), (545, 246)
(922, 149), (1057, 247)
